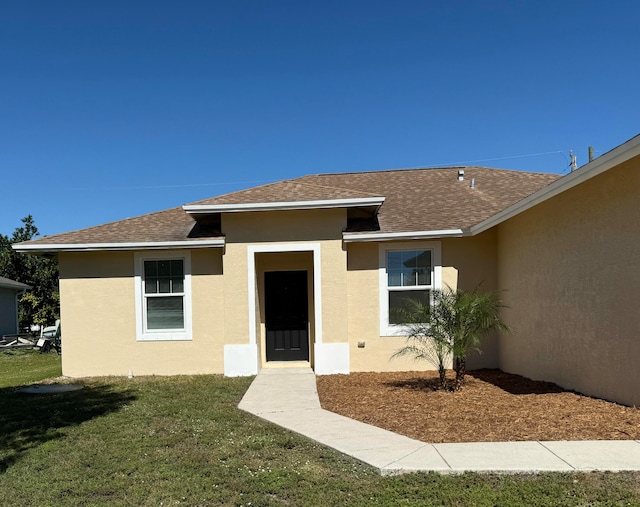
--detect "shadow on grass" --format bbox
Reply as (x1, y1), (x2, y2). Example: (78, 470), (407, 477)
(0, 384), (136, 472)
(383, 369), (566, 395)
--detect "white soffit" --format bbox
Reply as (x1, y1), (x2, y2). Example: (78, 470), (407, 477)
(183, 196), (386, 214)
(343, 229), (463, 242)
(12, 239), (226, 253)
(470, 133), (640, 235)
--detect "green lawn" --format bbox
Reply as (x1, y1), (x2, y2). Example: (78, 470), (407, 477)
(0, 349), (62, 388)
(1, 353), (639, 506)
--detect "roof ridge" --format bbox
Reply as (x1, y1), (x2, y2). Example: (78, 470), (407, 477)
(302, 165), (558, 178)
(290, 177), (382, 198)
(186, 179), (300, 206)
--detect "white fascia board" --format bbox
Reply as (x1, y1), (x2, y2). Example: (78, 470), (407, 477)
(343, 229), (463, 242)
(470, 134), (640, 235)
(183, 196), (385, 214)
(12, 239), (226, 253)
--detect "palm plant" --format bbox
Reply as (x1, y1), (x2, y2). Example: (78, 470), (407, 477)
(390, 298), (451, 389)
(392, 287), (508, 391)
(438, 287), (508, 390)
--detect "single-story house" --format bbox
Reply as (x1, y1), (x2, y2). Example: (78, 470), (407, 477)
(14, 134), (640, 406)
(0, 277), (31, 337)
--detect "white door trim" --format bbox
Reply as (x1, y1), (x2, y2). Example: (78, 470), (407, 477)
(247, 243), (323, 347)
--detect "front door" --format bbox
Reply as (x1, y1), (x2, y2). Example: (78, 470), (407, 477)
(265, 271), (309, 361)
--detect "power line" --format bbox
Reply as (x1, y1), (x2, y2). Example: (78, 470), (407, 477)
(422, 149), (586, 169)
(64, 147), (602, 191)
(421, 146), (599, 174)
(67, 179), (274, 191)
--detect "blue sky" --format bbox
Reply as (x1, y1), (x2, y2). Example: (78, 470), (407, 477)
(1, 1), (638, 237)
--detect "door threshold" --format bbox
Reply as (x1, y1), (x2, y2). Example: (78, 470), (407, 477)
(263, 361), (311, 369)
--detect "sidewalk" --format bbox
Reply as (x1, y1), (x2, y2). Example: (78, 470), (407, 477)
(238, 367), (640, 475)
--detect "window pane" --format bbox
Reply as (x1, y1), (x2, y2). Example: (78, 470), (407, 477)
(145, 258), (184, 295)
(147, 297), (184, 330)
(158, 260), (171, 277)
(388, 271), (402, 287)
(171, 259), (183, 277)
(145, 278), (158, 294)
(403, 268), (418, 286)
(416, 267), (431, 286)
(387, 251), (402, 270)
(158, 278), (171, 293)
(389, 290), (429, 325)
(415, 250), (432, 268)
(387, 250), (432, 287)
(144, 261), (157, 277)
(172, 277), (184, 293)
(387, 251), (402, 286)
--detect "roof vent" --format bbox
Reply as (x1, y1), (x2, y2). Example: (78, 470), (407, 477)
(458, 169), (464, 181)
(470, 177), (475, 189)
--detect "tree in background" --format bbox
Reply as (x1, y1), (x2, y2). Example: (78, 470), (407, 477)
(0, 216), (59, 330)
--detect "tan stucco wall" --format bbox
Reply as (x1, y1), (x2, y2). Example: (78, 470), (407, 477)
(59, 249), (225, 377)
(442, 230), (499, 369)
(59, 205), (504, 377)
(58, 209), (350, 377)
(222, 209), (348, 356)
(346, 231), (498, 372)
(497, 155), (640, 406)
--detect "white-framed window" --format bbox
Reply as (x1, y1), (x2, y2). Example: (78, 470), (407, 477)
(379, 241), (441, 336)
(134, 251), (192, 341)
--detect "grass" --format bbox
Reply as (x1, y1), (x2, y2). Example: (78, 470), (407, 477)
(1, 353), (640, 506)
(0, 349), (62, 388)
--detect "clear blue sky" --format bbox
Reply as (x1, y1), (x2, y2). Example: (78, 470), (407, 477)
(1, 1), (638, 237)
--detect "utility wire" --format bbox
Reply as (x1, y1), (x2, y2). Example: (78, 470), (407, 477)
(66, 147), (600, 190)
(68, 179), (274, 191)
(423, 149), (567, 167)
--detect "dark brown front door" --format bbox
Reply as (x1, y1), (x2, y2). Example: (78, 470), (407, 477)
(265, 271), (309, 361)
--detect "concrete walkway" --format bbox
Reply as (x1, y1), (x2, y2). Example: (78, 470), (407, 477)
(238, 368), (640, 475)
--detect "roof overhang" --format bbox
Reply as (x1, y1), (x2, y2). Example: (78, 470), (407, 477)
(0, 279), (31, 291)
(12, 238), (226, 253)
(183, 196), (386, 214)
(470, 133), (640, 235)
(343, 229), (464, 243)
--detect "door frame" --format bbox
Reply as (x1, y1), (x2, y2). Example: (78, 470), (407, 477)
(247, 244), (323, 359)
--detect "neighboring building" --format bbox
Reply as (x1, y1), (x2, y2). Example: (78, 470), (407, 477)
(14, 134), (640, 406)
(0, 277), (31, 337)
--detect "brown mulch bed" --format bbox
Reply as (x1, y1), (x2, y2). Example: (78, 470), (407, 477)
(316, 369), (640, 443)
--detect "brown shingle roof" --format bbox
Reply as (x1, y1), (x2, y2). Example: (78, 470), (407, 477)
(297, 167), (559, 233)
(22, 207), (215, 246)
(189, 179), (381, 205)
(18, 166), (559, 247)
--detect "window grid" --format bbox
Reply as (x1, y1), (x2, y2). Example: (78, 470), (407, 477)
(143, 259), (185, 332)
(386, 249), (433, 326)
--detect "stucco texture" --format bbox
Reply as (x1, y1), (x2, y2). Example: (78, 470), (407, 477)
(346, 232), (499, 372)
(223, 209), (348, 367)
(497, 155), (640, 406)
(59, 249), (224, 377)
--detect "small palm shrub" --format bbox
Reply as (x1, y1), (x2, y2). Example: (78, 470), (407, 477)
(391, 287), (508, 391)
(391, 298), (451, 390)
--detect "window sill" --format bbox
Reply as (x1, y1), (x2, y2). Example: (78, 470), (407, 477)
(137, 331), (192, 342)
(380, 325), (411, 337)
